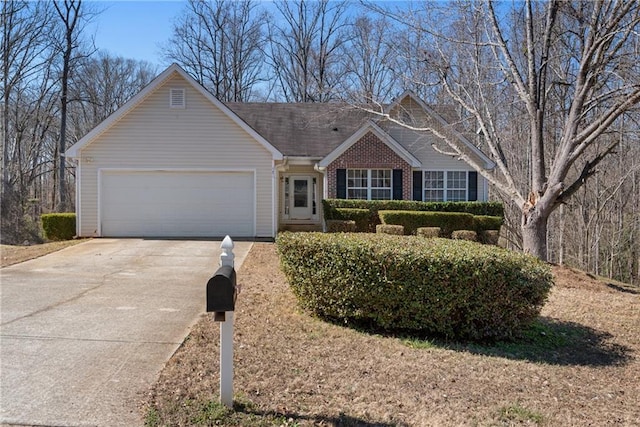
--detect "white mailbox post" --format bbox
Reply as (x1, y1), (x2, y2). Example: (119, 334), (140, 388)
(219, 235), (234, 408)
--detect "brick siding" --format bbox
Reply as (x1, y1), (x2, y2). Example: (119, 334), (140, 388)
(326, 131), (412, 200)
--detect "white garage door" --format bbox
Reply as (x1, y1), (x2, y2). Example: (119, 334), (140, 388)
(100, 170), (254, 237)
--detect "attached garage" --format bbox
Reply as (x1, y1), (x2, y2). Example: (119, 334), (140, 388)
(66, 64), (283, 239)
(99, 170), (255, 237)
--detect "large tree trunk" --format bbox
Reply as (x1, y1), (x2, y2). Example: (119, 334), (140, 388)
(521, 193), (550, 261)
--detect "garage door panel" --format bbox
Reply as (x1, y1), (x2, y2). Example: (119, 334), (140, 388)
(101, 171), (254, 237)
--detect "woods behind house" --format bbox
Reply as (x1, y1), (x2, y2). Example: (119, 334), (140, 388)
(2, 0), (638, 284)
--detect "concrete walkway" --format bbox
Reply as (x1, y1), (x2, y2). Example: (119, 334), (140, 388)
(0, 238), (252, 427)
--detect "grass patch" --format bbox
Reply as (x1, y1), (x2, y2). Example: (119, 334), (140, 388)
(401, 337), (437, 350)
(0, 239), (85, 267)
(498, 403), (544, 424)
(144, 406), (160, 427)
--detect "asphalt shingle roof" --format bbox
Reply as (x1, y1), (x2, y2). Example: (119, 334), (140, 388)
(225, 103), (374, 157)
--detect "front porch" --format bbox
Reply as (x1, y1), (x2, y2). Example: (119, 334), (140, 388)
(277, 163), (324, 232)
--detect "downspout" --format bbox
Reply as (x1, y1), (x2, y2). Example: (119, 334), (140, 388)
(273, 157), (289, 236)
(74, 156), (80, 236)
(314, 163), (327, 231)
(272, 160), (277, 238)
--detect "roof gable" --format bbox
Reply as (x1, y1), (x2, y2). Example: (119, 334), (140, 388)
(66, 64), (283, 160)
(386, 91), (495, 169)
(318, 121), (421, 168)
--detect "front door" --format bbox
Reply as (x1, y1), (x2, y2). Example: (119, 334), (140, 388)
(289, 176), (313, 220)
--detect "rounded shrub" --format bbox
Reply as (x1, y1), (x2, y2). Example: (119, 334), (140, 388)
(276, 232), (553, 341)
(376, 224), (404, 235)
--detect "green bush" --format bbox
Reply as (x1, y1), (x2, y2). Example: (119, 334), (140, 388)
(326, 220), (356, 233)
(333, 208), (370, 232)
(376, 224), (404, 235)
(41, 213), (76, 241)
(277, 232), (553, 341)
(323, 199), (504, 232)
(416, 227), (441, 238)
(378, 210), (475, 236)
(482, 230), (500, 245)
(473, 215), (503, 232)
(452, 230), (478, 241)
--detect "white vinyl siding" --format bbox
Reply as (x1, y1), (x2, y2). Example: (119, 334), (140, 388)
(169, 88), (185, 108)
(347, 169), (392, 200)
(387, 96), (490, 201)
(77, 73), (274, 237)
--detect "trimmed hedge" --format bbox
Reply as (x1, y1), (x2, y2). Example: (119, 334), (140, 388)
(327, 220), (356, 233)
(417, 227), (441, 238)
(41, 213), (76, 241)
(277, 232), (553, 341)
(474, 215), (503, 232)
(379, 210), (475, 236)
(323, 199), (503, 233)
(376, 224), (404, 235)
(482, 230), (500, 245)
(334, 208), (370, 232)
(452, 230), (478, 241)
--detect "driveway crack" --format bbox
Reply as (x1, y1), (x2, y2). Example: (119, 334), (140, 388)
(0, 274), (112, 327)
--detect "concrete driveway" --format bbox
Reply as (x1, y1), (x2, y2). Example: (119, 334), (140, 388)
(0, 238), (252, 427)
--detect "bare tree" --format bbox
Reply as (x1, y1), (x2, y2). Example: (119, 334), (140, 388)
(1, 1), (58, 241)
(268, 0), (348, 102)
(69, 52), (156, 137)
(164, 0), (266, 102)
(337, 13), (399, 103)
(370, 0), (640, 262)
(52, 0), (90, 212)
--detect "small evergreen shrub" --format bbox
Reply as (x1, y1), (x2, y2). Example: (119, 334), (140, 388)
(452, 230), (478, 241)
(473, 215), (503, 244)
(41, 213), (76, 241)
(376, 224), (404, 235)
(473, 215), (503, 232)
(277, 232), (553, 341)
(417, 227), (441, 238)
(334, 208), (370, 232)
(326, 220), (356, 233)
(482, 230), (500, 245)
(378, 210), (475, 236)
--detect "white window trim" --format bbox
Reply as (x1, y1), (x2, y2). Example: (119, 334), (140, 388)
(347, 169), (392, 200)
(423, 170), (468, 202)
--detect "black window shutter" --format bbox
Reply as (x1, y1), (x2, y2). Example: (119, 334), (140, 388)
(468, 171), (478, 201)
(337, 169), (347, 199)
(413, 171), (423, 201)
(392, 169), (403, 200)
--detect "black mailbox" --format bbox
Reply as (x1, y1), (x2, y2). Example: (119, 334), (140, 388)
(206, 265), (236, 318)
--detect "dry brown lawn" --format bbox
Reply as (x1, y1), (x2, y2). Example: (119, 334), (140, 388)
(145, 243), (639, 426)
(0, 240), (84, 267)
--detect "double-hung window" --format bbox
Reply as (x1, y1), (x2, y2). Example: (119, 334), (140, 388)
(423, 171), (467, 201)
(347, 169), (392, 200)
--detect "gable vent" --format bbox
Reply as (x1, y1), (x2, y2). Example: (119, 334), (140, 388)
(170, 88), (185, 108)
